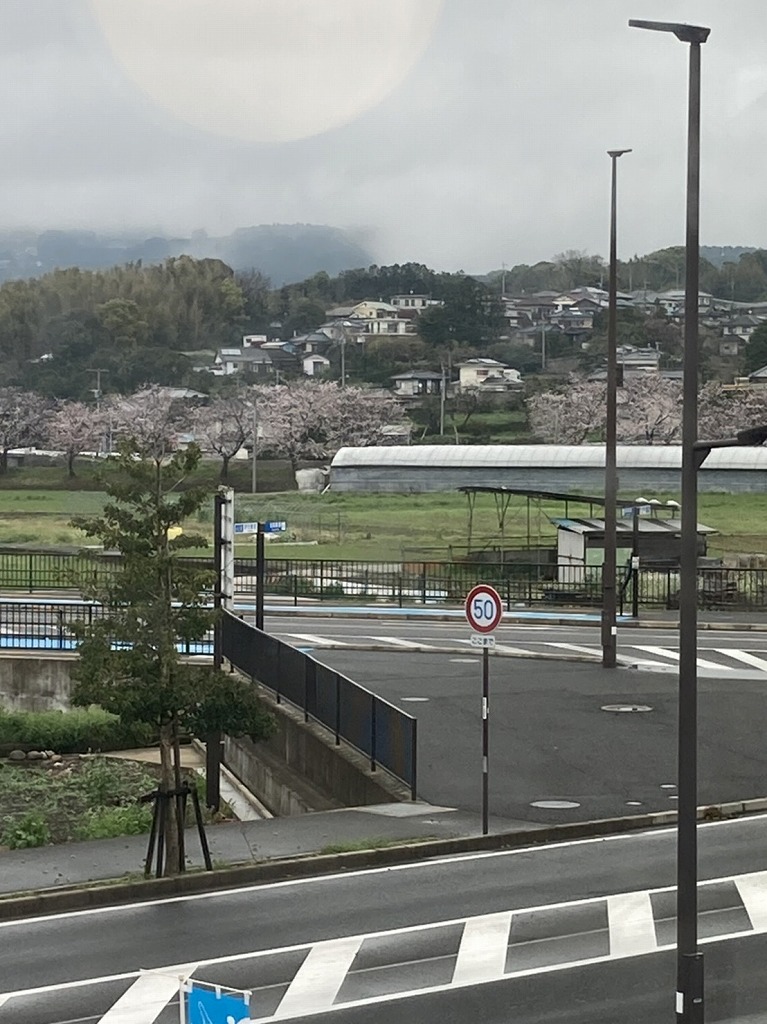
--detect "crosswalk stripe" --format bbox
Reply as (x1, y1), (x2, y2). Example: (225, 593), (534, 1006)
(632, 646), (734, 671)
(367, 636), (439, 650)
(98, 967), (196, 1022)
(717, 649), (767, 673)
(735, 873), (767, 931)
(456, 639), (533, 656)
(607, 892), (657, 956)
(546, 642), (601, 658)
(285, 633), (349, 648)
(452, 911), (512, 985)
(274, 936), (363, 1018)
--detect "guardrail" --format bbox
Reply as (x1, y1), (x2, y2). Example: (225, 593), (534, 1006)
(221, 610), (417, 797)
(2, 551), (767, 612)
(0, 598), (213, 654)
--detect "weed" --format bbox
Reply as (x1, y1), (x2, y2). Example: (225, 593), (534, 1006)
(2, 812), (51, 849)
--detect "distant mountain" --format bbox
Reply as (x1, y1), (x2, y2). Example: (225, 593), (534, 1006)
(700, 245), (758, 268)
(0, 224), (374, 287)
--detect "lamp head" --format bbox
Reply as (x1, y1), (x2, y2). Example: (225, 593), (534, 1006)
(607, 149), (632, 159)
(628, 19), (710, 44)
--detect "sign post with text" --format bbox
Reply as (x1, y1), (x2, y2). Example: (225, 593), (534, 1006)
(465, 584), (503, 835)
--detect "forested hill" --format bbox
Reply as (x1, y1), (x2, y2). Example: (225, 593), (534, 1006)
(0, 224), (373, 288)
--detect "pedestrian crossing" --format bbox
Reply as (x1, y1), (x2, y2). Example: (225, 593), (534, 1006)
(5, 868), (767, 1022)
(276, 631), (767, 676)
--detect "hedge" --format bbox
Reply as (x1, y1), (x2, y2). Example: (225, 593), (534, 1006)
(0, 707), (154, 754)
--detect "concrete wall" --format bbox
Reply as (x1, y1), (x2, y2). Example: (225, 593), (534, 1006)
(0, 654), (75, 711)
(223, 678), (410, 815)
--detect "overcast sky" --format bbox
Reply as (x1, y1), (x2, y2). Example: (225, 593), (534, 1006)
(2, 0), (766, 273)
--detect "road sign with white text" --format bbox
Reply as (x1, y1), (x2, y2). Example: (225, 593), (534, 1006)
(233, 522), (259, 535)
(262, 520), (287, 533)
(465, 585), (503, 634)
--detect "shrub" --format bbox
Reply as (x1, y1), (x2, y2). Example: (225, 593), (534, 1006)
(76, 804), (153, 840)
(0, 707), (154, 754)
(2, 812), (51, 849)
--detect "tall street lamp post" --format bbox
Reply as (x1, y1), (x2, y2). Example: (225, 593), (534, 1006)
(602, 148), (631, 669)
(629, 19), (710, 1023)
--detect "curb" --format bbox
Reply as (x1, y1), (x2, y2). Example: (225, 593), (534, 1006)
(2, 798), (766, 921)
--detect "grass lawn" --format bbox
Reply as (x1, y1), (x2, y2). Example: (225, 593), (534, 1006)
(0, 481), (764, 562)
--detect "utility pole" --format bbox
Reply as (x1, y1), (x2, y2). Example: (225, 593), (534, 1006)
(250, 393), (258, 495)
(87, 367), (108, 409)
(439, 364), (447, 436)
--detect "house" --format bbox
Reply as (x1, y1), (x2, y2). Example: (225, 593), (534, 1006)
(457, 358), (523, 392)
(748, 365), (767, 385)
(390, 293), (441, 311)
(213, 345), (274, 376)
(587, 345), (663, 383)
(302, 353), (331, 377)
(391, 370), (447, 398)
(722, 314), (764, 340)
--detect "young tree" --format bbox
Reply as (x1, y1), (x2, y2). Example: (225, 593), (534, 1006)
(70, 443), (274, 876)
(45, 400), (103, 476)
(0, 387), (46, 474)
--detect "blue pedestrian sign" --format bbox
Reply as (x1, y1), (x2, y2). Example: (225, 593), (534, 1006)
(185, 983), (250, 1024)
(262, 520), (287, 533)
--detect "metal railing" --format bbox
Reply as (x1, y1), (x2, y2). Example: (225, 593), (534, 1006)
(2, 551), (767, 612)
(221, 610), (417, 796)
(0, 598), (213, 654)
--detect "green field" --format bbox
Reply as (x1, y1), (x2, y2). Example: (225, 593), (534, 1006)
(0, 485), (765, 562)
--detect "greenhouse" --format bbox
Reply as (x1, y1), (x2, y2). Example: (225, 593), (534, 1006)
(329, 444), (767, 494)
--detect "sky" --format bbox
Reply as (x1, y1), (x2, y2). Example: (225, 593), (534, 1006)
(2, 0), (766, 274)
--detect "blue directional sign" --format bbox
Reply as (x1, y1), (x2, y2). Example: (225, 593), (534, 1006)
(234, 521), (259, 534)
(185, 983), (250, 1024)
(262, 520), (287, 533)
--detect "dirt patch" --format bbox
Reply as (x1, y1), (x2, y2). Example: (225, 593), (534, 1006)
(0, 755), (232, 848)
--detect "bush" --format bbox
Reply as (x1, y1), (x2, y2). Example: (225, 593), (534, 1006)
(76, 804), (153, 840)
(2, 811), (51, 849)
(0, 707), (154, 754)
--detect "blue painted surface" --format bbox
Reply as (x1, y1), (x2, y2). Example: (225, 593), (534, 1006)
(0, 635), (213, 654)
(185, 984), (249, 1024)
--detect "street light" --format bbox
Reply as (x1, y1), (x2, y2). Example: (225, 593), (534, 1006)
(602, 147), (631, 669)
(629, 18), (710, 1024)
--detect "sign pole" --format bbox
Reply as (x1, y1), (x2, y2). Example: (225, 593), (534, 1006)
(482, 645), (489, 835)
(256, 522), (265, 631)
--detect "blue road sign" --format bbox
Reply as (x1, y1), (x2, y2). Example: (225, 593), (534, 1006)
(186, 984), (250, 1024)
(262, 520), (287, 533)
(234, 522), (259, 534)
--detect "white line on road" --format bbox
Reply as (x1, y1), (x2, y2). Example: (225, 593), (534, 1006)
(452, 911), (512, 985)
(735, 873), (767, 931)
(606, 892), (657, 956)
(285, 634), (349, 648)
(367, 636), (439, 650)
(455, 639), (533, 656)
(273, 936), (363, 1018)
(97, 966), (196, 1022)
(545, 642), (601, 658)
(717, 649), (767, 673)
(632, 646), (735, 671)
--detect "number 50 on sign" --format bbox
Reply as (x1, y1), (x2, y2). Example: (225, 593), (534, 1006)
(465, 584), (503, 633)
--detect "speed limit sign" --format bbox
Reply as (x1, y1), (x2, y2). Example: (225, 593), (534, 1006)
(465, 584), (503, 634)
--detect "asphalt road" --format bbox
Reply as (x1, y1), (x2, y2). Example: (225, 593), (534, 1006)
(308, 649), (767, 825)
(3, 817), (767, 1023)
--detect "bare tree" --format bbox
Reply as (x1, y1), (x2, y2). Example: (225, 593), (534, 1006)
(45, 401), (103, 477)
(191, 393), (251, 481)
(0, 387), (46, 474)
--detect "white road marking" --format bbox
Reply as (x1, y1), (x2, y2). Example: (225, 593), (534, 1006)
(1, 817), (764, 929)
(97, 966), (196, 1022)
(455, 639), (532, 656)
(367, 636), (439, 650)
(718, 649), (767, 673)
(452, 911), (512, 985)
(285, 634), (349, 648)
(735, 872), (767, 931)
(606, 891), (657, 956)
(546, 642), (601, 658)
(273, 936), (363, 1018)
(632, 646), (735, 671)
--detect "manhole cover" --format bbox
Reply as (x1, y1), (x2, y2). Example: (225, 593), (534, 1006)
(530, 799), (581, 810)
(601, 704), (653, 713)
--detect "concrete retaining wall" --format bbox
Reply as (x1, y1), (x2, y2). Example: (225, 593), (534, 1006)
(0, 654), (75, 711)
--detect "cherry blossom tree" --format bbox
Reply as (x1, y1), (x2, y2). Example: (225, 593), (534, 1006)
(106, 385), (192, 461)
(616, 376), (682, 444)
(699, 381), (767, 440)
(527, 376), (607, 443)
(255, 380), (408, 471)
(0, 387), (46, 474)
(191, 392), (252, 481)
(45, 400), (103, 477)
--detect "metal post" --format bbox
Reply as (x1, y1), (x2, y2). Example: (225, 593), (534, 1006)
(602, 148), (630, 668)
(256, 524), (265, 631)
(482, 646), (489, 835)
(677, 37), (705, 1024)
(632, 504), (640, 618)
(251, 397), (257, 494)
(206, 493), (224, 812)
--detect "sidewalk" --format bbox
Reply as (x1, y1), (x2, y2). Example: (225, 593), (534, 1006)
(0, 802), (530, 897)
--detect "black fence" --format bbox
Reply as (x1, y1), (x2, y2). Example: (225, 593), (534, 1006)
(0, 599), (213, 654)
(3, 550), (767, 612)
(221, 610), (417, 797)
